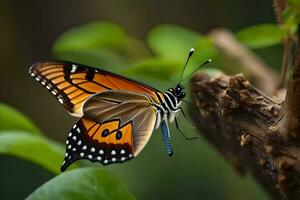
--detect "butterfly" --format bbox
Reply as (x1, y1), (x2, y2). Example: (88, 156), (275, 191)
(29, 48), (211, 172)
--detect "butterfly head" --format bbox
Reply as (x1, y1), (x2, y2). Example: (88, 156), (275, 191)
(169, 84), (186, 100)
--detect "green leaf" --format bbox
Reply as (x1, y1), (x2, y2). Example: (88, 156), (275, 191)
(0, 131), (67, 174)
(123, 58), (182, 81)
(288, 0), (300, 6)
(54, 21), (127, 52)
(282, 8), (298, 36)
(53, 21), (148, 66)
(27, 167), (136, 200)
(147, 24), (203, 60)
(0, 103), (41, 134)
(236, 24), (284, 49)
(54, 49), (130, 70)
(194, 37), (218, 61)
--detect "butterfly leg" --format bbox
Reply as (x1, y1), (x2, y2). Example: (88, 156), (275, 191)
(179, 107), (196, 129)
(160, 120), (173, 156)
(174, 117), (198, 140)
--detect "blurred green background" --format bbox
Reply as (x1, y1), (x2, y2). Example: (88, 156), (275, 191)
(0, 0), (284, 199)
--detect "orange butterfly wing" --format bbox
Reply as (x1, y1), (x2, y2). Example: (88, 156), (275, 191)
(61, 118), (135, 171)
(30, 61), (160, 171)
(29, 60), (158, 116)
(61, 90), (158, 171)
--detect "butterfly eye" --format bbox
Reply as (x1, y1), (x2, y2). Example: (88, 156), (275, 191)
(174, 88), (180, 95)
(180, 92), (186, 98)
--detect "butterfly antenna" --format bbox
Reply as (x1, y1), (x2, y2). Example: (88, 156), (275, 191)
(182, 99), (196, 107)
(181, 59), (212, 82)
(178, 48), (195, 85)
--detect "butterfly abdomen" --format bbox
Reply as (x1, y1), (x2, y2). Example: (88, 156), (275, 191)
(161, 120), (173, 156)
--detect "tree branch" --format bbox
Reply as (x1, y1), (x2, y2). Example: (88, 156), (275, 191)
(273, 25), (300, 140)
(209, 29), (278, 95)
(189, 26), (300, 200)
(273, 0), (286, 24)
(278, 37), (293, 89)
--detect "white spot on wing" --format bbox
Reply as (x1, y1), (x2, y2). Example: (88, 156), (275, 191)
(58, 98), (64, 104)
(71, 64), (77, 73)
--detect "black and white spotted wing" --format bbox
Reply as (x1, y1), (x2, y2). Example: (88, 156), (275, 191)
(61, 90), (158, 171)
(61, 118), (134, 171)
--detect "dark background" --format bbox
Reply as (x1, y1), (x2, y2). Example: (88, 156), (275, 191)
(0, 0), (276, 199)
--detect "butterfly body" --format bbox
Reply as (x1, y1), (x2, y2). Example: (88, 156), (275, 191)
(29, 60), (187, 171)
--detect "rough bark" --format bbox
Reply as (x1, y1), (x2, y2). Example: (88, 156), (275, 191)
(189, 28), (300, 200)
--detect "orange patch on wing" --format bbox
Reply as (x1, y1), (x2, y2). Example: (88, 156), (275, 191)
(64, 86), (77, 94)
(72, 79), (86, 84)
(70, 73), (87, 79)
(68, 90), (84, 99)
(107, 76), (154, 95)
(81, 118), (96, 131)
(52, 77), (65, 84)
(93, 74), (117, 89)
(110, 122), (133, 145)
(41, 68), (63, 76)
(46, 72), (64, 79)
(57, 82), (71, 90)
(79, 82), (105, 93)
(92, 120), (120, 143)
(71, 93), (90, 104)
(39, 65), (61, 72)
(88, 123), (100, 137)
